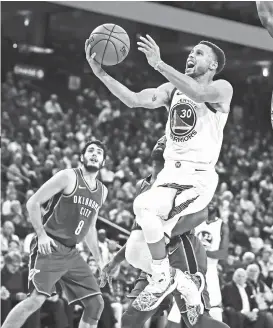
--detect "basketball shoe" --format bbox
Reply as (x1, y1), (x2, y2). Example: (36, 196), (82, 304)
(132, 257), (178, 311)
(176, 270), (205, 325)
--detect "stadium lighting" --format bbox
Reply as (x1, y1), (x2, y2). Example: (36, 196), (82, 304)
(262, 67), (269, 77)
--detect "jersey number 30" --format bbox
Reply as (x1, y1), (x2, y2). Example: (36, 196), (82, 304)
(75, 220), (84, 235)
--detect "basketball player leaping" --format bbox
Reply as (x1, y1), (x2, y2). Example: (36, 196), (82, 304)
(101, 136), (230, 327)
(86, 36), (233, 312)
(2, 140), (108, 328)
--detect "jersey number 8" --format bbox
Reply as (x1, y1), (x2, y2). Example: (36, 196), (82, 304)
(75, 220), (84, 235)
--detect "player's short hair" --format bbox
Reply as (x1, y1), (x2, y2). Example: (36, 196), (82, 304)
(81, 139), (106, 160)
(199, 41), (226, 74)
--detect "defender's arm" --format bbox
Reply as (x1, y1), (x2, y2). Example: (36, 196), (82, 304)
(26, 170), (70, 238)
(206, 222), (229, 260)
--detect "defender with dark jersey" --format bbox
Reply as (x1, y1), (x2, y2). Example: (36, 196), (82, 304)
(2, 140), (108, 328)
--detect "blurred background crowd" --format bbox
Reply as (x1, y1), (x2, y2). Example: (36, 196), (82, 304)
(1, 1), (273, 328)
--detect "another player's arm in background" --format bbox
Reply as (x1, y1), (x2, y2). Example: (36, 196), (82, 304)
(206, 222), (229, 260)
(84, 186), (108, 269)
(170, 208), (208, 237)
(256, 1), (273, 38)
(26, 170), (71, 254)
(85, 41), (172, 109)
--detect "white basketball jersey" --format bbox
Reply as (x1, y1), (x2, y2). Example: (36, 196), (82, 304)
(195, 218), (223, 267)
(164, 89), (229, 168)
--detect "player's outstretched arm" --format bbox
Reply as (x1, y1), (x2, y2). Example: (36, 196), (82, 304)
(26, 170), (70, 254)
(137, 35), (233, 111)
(256, 1), (273, 38)
(206, 222), (229, 260)
(85, 40), (171, 109)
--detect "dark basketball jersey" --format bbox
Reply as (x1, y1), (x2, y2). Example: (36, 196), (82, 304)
(43, 168), (105, 247)
(131, 175), (152, 232)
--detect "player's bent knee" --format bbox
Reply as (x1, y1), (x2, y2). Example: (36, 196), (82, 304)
(82, 294), (104, 322)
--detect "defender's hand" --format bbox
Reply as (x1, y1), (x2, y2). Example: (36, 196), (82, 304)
(38, 233), (57, 255)
(99, 260), (119, 288)
(85, 39), (102, 76)
(137, 35), (161, 68)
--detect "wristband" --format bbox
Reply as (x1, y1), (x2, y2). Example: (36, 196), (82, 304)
(154, 60), (163, 71)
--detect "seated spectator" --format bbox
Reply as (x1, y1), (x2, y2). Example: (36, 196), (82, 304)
(258, 246), (273, 280)
(246, 264), (273, 316)
(6, 153), (30, 192)
(44, 94), (63, 116)
(240, 189), (256, 215)
(1, 221), (20, 254)
(2, 190), (19, 219)
(98, 229), (110, 267)
(250, 227), (264, 254)
(231, 221), (251, 250)
(1, 251), (40, 327)
(222, 268), (271, 328)
(242, 252), (256, 269)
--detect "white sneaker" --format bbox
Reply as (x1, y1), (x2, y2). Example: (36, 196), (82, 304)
(176, 270), (205, 325)
(176, 270), (205, 306)
(132, 259), (178, 311)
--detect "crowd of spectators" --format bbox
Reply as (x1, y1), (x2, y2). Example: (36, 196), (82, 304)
(1, 63), (273, 328)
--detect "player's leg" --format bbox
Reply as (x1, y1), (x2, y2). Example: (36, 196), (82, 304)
(180, 311), (230, 328)
(133, 186), (183, 312)
(2, 238), (67, 328)
(61, 249), (104, 328)
(122, 276), (172, 328)
(78, 295), (104, 328)
(2, 289), (46, 328)
(206, 266), (223, 322)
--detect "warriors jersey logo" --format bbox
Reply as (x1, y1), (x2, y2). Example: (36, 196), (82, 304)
(197, 231), (213, 248)
(170, 102), (197, 137)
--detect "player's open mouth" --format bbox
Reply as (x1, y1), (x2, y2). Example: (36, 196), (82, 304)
(187, 61), (195, 69)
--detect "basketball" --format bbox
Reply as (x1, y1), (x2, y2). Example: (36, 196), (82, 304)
(88, 24), (130, 66)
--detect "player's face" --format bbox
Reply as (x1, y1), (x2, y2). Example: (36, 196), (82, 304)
(82, 144), (105, 173)
(151, 136), (166, 161)
(185, 44), (216, 77)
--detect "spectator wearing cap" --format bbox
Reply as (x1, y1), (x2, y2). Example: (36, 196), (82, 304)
(44, 94), (63, 116)
(1, 221), (20, 254)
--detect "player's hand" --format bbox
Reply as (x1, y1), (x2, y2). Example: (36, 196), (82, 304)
(38, 233), (57, 255)
(99, 260), (119, 288)
(85, 39), (102, 76)
(1, 286), (10, 300)
(137, 35), (161, 68)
